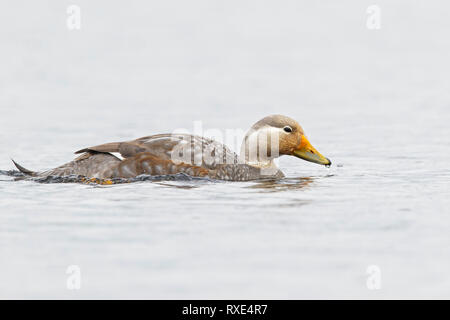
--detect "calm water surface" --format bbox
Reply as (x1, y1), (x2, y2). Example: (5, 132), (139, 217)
(1, 1), (450, 298)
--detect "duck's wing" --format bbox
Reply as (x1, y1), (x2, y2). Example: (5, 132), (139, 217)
(75, 134), (239, 170)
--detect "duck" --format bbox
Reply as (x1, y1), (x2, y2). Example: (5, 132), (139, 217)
(12, 115), (331, 182)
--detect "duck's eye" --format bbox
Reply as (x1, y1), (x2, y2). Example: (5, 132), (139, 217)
(283, 126), (293, 133)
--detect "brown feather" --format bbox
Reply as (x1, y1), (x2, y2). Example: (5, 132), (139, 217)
(111, 152), (210, 178)
(11, 159), (37, 176)
(74, 142), (121, 154)
(73, 134), (239, 169)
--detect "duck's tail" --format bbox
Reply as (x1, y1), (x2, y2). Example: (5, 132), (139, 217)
(11, 159), (38, 176)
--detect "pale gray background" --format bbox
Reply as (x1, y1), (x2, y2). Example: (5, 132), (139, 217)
(0, 1), (449, 298)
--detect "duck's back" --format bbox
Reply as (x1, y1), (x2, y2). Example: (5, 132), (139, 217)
(75, 133), (240, 170)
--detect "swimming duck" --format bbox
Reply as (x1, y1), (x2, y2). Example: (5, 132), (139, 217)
(12, 115), (331, 181)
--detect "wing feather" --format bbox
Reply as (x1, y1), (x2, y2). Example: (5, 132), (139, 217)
(74, 134), (239, 170)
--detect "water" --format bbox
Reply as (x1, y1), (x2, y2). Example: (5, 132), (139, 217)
(1, 1), (450, 298)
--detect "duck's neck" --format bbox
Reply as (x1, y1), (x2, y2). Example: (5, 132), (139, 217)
(239, 128), (280, 169)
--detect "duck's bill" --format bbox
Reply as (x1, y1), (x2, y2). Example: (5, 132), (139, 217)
(293, 136), (331, 166)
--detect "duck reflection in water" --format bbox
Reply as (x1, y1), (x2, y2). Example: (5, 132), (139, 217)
(246, 176), (315, 193)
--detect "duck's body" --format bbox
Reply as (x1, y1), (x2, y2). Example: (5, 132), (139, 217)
(12, 115), (331, 181)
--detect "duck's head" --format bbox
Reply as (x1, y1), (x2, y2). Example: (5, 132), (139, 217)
(241, 114), (331, 166)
